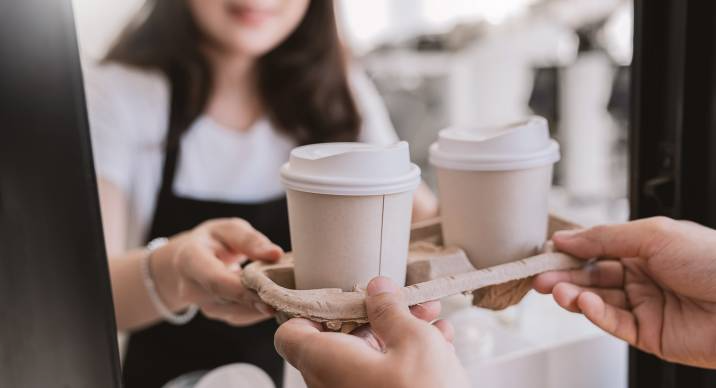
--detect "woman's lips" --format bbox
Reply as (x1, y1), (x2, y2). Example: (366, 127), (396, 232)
(226, 3), (275, 26)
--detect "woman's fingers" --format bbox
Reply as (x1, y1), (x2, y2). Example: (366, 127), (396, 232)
(552, 282), (629, 312)
(178, 218), (283, 305)
(177, 244), (249, 303)
(215, 250), (248, 265)
(577, 291), (638, 346)
(206, 218), (283, 262)
(174, 218), (283, 314)
(534, 261), (625, 293)
(201, 299), (273, 325)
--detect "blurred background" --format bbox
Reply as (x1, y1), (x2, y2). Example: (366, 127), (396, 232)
(72, 0), (633, 387)
(74, 0), (632, 227)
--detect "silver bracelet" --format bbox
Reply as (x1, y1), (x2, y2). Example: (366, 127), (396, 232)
(140, 237), (199, 325)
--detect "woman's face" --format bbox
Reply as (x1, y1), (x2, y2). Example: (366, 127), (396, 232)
(188, 0), (310, 57)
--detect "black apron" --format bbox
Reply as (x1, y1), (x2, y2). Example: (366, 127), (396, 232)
(121, 121), (290, 388)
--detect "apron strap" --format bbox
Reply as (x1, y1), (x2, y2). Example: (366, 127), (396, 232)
(157, 68), (189, 198)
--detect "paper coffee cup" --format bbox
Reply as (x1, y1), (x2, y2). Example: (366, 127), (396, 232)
(281, 142), (421, 291)
(429, 117), (560, 269)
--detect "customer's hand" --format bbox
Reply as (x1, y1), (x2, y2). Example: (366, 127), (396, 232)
(534, 217), (716, 369)
(275, 277), (470, 388)
(151, 218), (283, 326)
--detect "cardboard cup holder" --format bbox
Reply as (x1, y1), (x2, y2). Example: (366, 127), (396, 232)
(241, 215), (583, 332)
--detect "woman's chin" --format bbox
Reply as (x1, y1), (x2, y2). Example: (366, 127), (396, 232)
(218, 35), (282, 58)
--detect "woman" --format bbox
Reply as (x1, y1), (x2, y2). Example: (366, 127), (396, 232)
(85, 0), (438, 387)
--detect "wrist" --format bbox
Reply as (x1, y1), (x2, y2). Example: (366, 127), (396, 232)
(148, 240), (187, 311)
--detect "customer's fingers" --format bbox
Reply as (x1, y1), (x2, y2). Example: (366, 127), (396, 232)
(206, 218), (283, 262)
(350, 325), (385, 352)
(552, 283), (628, 312)
(345, 299), (441, 352)
(351, 301), (448, 352)
(577, 291), (638, 346)
(534, 261), (624, 293)
(365, 277), (421, 348)
(552, 217), (674, 260)
(410, 300), (441, 322)
(275, 319), (377, 375)
(433, 319), (455, 343)
(275, 318), (324, 367)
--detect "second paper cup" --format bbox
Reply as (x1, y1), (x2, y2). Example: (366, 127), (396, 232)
(429, 117), (561, 269)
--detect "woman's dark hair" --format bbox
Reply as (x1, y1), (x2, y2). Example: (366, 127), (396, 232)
(105, 0), (361, 145)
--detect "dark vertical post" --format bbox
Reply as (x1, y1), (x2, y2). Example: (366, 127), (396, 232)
(0, 0), (122, 387)
(630, 0), (716, 387)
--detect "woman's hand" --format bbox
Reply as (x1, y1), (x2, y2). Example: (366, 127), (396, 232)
(412, 182), (439, 222)
(150, 218), (283, 326)
(534, 217), (716, 369)
(275, 277), (470, 388)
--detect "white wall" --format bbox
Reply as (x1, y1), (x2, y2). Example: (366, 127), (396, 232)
(72, 0), (540, 59)
(72, 0), (144, 60)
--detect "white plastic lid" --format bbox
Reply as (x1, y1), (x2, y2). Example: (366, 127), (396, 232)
(281, 141), (421, 196)
(429, 116), (561, 171)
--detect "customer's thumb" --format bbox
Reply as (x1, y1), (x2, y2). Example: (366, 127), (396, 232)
(365, 277), (417, 347)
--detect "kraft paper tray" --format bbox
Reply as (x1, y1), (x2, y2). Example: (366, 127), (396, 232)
(242, 215), (583, 332)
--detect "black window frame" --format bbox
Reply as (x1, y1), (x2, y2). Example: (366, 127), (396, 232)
(630, 0), (716, 386)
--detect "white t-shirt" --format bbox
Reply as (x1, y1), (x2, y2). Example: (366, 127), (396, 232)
(84, 63), (399, 249)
